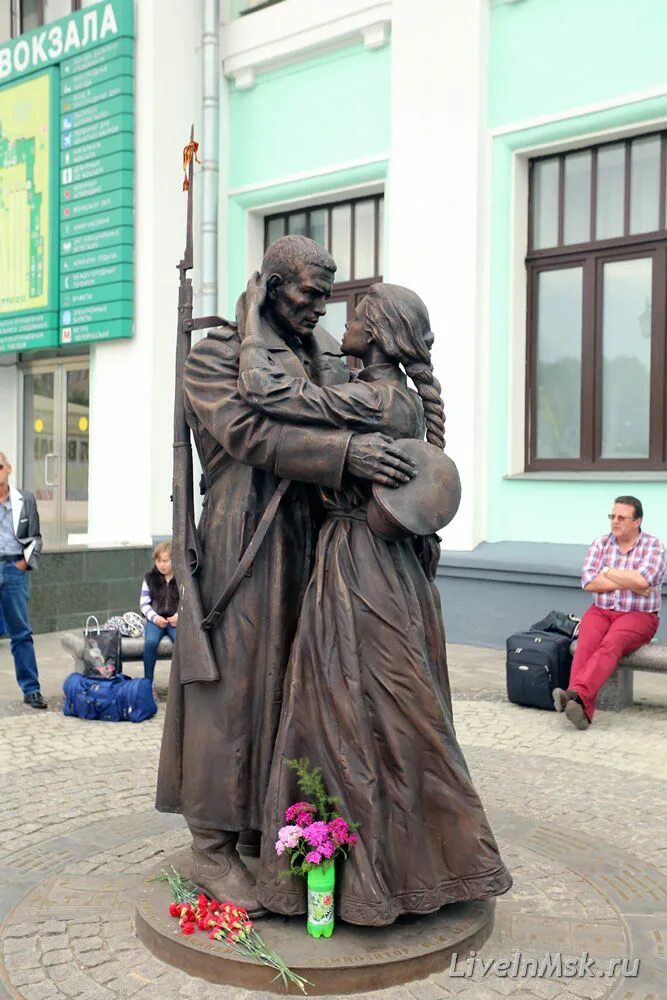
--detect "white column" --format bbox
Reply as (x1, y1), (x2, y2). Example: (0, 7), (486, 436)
(0, 360), (19, 471)
(87, 0), (203, 546)
(387, 0), (490, 551)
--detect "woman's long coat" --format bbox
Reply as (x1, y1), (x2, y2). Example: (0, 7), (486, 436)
(156, 319), (351, 832)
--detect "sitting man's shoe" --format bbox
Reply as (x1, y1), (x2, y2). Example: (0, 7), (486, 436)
(552, 688), (568, 712)
(24, 691), (47, 710)
(564, 695), (590, 730)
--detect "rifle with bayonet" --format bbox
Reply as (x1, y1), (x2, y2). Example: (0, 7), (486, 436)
(171, 127), (225, 684)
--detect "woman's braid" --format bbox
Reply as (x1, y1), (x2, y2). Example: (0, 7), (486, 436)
(404, 361), (446, 451)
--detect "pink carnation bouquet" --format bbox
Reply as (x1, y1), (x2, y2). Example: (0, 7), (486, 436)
(275, 760), (357, 876)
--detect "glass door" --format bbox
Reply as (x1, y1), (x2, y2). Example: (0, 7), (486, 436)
(21, 360), (89, 549)
(63, 367), (89, 540)
(22, 370), (58, 549)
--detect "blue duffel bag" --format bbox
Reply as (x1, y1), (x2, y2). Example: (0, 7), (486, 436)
(63, 673), (157, 723)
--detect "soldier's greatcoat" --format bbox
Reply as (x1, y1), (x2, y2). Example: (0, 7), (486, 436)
(156, 319), (350, 832)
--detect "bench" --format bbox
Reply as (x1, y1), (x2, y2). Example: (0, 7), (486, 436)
(61, 632), (174, 674)
(570, 639), (667, 710)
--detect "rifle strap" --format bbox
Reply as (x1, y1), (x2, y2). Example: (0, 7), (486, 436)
(201, 477), (291, 631)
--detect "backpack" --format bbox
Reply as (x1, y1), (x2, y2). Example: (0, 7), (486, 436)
(63, 673), (157, 723)
(529, 610), (581, 639)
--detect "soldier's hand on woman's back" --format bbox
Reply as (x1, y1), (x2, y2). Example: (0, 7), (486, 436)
(346, 434), (417, 487)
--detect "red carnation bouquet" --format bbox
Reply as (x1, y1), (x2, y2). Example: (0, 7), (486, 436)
(159, 868), (310, 994)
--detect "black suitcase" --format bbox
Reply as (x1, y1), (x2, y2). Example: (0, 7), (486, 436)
(506, 631), (573, 710)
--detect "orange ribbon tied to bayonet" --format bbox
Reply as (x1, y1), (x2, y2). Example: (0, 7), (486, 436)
(182, 140), (200, 191)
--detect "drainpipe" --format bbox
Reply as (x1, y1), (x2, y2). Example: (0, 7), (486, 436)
(201, 0), (220, 317)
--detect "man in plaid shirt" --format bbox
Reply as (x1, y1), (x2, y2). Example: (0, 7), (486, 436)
(554, 495), (665, 729)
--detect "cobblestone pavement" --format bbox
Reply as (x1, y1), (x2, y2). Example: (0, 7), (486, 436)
(0, 633), (666, 1000)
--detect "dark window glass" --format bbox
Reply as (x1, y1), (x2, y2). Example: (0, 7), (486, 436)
(21, 0), (43, 31)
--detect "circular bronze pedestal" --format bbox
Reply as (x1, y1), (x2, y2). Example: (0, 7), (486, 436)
(135, 851), (495, 995)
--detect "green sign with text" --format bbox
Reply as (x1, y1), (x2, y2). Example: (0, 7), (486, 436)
(0, 0), (135, 352)
(61, 277), (134, 308)
(61, 205), (133, 238)
(61, 72), (133, 112)
(60, 243), (133, 274)
(63, 316), (132, 346)
(60, 261), (133, 293)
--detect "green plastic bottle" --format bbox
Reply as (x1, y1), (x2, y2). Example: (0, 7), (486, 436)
(306, 862), (335, 938)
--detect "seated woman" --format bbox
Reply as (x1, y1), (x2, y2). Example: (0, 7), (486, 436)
(140, 541), (178, 681)
(238, 278), (512, 926)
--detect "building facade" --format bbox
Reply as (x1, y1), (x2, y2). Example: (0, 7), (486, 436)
(1, 0), (665, 639)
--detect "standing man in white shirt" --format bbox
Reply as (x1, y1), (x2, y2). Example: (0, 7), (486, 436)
(0, 451), (47, 709)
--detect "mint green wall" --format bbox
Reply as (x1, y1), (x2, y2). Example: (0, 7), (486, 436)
(225, 43), (390, 312)
(490, 0), (667, 128)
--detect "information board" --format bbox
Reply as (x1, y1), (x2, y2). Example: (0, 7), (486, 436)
(0, 0), (134, 353)
(0, 70), (59, 351)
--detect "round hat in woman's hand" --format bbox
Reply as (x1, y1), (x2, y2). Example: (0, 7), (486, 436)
(368, 439), (461, 540)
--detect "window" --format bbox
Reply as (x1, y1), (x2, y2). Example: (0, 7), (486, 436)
(2, 0), (81, 38)
(0, 4), (12, 42)
(239, 0), (285, 15)
(526, 134), (667, 470)
(264, 194), (384, 344)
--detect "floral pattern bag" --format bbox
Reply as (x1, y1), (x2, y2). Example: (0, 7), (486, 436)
(81, 616), (122, 678)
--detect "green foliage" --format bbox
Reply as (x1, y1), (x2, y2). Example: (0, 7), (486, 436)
(285, 757), (341, 822)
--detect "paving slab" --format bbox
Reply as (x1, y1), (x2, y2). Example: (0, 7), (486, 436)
(0, 632), (666, 999)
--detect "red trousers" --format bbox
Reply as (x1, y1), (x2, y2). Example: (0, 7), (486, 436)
(569, 605), (659, 720)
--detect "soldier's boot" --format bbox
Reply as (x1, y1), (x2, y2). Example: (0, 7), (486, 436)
(186, 825), (268, 917)
(237, 829), (262, 858)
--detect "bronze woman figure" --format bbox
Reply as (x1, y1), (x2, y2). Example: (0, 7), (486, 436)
(238, 280), (512, 926)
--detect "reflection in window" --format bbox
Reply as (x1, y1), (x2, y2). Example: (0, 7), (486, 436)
(44, 0), (74, 24)
(309, 209), (328, 250)
(354, 200), (375, 278)
(266, 216), (285, 245)
(23, 372), (55, 498)
(596, 144), (625, 240)
(601, 259), (652, 458)
(532, 159), (559, 249)
(331, 204), (352, 282)
(20, 0), (43, 32)
(66, 369), (89, 502)
(535, 268), (583, 459)
(563, 152), (591, 245)
(0, 4), (11, 43)
(630, 137), (661, 234)
(287, 212), (307, 236)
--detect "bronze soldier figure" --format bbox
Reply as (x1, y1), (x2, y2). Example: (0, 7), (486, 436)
(156, 236), (416, 915)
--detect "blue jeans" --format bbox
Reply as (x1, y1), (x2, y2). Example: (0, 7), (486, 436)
(143, 621), (176, 681)
(0, 562), (40, 695)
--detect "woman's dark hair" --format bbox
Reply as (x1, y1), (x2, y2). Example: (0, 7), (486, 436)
(362, 283), (446, 450)
(614, 495), (643, 520)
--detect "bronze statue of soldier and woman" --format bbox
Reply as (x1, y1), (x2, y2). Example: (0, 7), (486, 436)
(156, 232), (512, 925)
